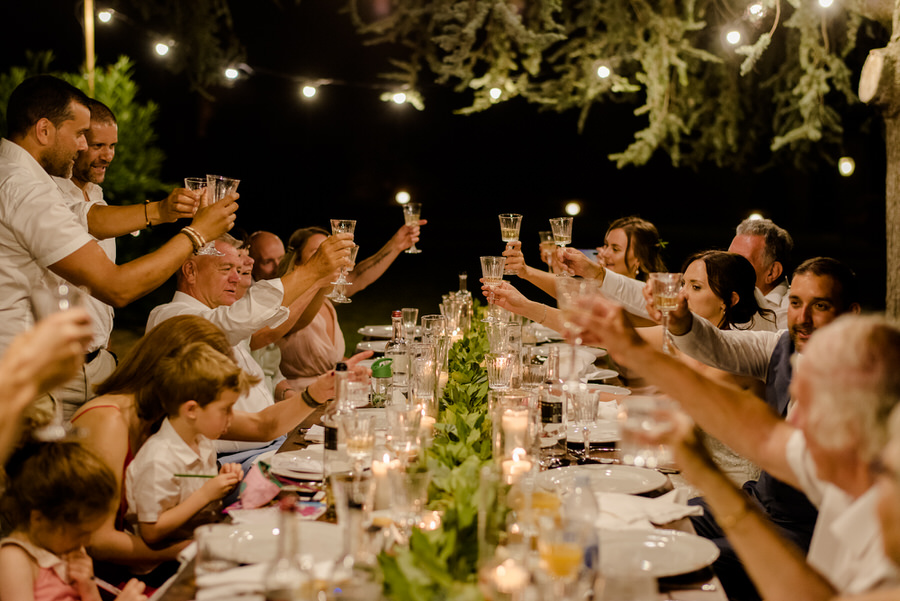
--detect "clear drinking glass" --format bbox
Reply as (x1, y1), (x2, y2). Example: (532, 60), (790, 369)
(548, 217), (573, 276)
(328, 244), (359, 304)
(401, 307), (419, 342)
(30, 282), (87, 441)
(402, 203), (422, 254)
(409, 343), (436, 413)
(555, 276), (600, 383)
(569, 384), (599, 460)
(539, 230), (556, 267)
(201, 174), (240, 256)
(390, 467), (431, 537)
(385, 403), (423, 465)
(499, 213), (523, 275)
(339, 414), (375, 471)
(480, 256), (507, 323)
(538, 518), (587, 598)
(521, 347), (547, 389)
(649, 272), (683, 356)
(184, 177), (208, 198)
(618, 395), (677, 469)
(485, 353), (514, 391)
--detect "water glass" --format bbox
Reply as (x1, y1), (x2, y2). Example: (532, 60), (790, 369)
(521, 347), (547, 389)
(420, 314), (447, 342)
(485, 321), (511, 354)
(401, 307), (419, 341)
(385, 404), (423, 461)
(618, 395), (677, 469)
(194, 524), (239, 577)
(486, 353), (514, 391)
(390, 467), (431, 535)
(409, 343), (436, 411)
(339, 414), (375, 469)
(569, 384), (600, 458)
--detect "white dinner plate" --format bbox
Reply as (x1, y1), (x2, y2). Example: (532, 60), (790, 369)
(584, 368), (619, 381)
(533, 324), (565, 341)
(586, 383), (631, 397)
(566, 420), (620, 443)
(535, 464), (668, 496)
(356, 340), (388, 353)
(198, 521), (343, 567)
(599, 529), (720, 578)
(357, 325), (393, 338)
(270, 448), (324, 480)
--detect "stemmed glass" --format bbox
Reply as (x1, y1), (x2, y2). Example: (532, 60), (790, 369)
(402, 203), (422, 254)
(549, 217), (573, 276)
(480, 256), (507, 323)
(538, 518), (586, 598)
(327, 244), (359, 304)
(539, 230), (556, 266)
(200, 174), (240, 256)
(499, 213), (522, 275)
(649, 272), (683, 356)
(555, 277), (599, 384)
(30, 283), (87, 441)
(570, 384), (599, 462)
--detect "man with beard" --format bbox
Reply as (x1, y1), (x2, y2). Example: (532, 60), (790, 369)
(653, 256), (860, 601)
(0, 76), (237, 417)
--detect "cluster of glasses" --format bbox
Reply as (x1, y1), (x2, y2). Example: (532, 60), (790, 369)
(184, 174), (240, 257)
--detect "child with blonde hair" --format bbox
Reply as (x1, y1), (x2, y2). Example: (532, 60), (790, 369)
(0, 441), (147, 601)
(125, 342), (257, 545)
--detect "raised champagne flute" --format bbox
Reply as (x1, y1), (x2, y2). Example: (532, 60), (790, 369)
(480, 256), (506, 323)
(402, 203), (422, 254)
(327, 244), (359, 304)
(549, 217), (573, 276)
(556, 276), (599, 385)
(498, 213), (522, 275)
(200, 174), (240, 256)
(649, 272), (683, 356)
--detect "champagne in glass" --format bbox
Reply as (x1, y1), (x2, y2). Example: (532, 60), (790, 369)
(548, 217), (573, 276)
(480, 256), (506, 323)
(499, 213), (523, 275)
(649, 272), (683, 356)
(328, 244), (359, 304)
(402, 203), (422, 254)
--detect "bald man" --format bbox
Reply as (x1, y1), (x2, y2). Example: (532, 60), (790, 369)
(248, 231), (285, 282)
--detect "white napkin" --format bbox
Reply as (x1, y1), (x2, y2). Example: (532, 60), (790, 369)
(597, 400), (619, 421)
(595, 489), (703, 530)
(195, 563), (267, 601)
(305, 425), (325, 443)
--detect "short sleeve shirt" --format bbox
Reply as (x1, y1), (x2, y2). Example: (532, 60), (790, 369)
(0, 139), (94, 353)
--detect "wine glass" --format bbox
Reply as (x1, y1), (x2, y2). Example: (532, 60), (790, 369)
(327, 244), (359, 304)
(184, 177), (207, 196)
(538, 518), (586, 598)
(649, 272), (683, 356)
(30, 283), (87, 441)
(402, 203), (422, 254)
(499, 213), (522, 274)
(569, 384), (599, 462)
(480, 256), (507, 323)
(200, 174), (241, 256)
(549, 217), (573, 276)
(555, 276), (599, 384)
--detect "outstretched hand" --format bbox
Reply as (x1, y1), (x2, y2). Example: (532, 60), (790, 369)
(158, 188), (202, 223)
(307, 234), (355, 281)
(480, 279), (530, 315)
(559, 247), (603, 280)
(571, 295), (647, 365)
(391, 220), (427, 252)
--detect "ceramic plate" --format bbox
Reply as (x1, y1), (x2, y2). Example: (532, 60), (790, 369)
(586, 383), (631, 397)
(357, 325), (420, 339)
(200, 521), (343, 566)
(270, 448), (324, 480)
(533, 324), (565, 341)
(535, 342), (608, 359)
(535, 464), (668, 496)
(599, 529), (720, 578)
(356, 340), (388, 353)
(584, 368), (619, 381)
(566, 419), (620, 443)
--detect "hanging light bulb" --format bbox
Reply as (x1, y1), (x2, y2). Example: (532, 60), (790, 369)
(565, 201), (581, 216)
(746, 2), (766, 23)
(301, 85), (317, 98)
(818, 0), (834, 7)
(747, 212), (764, 221)
(725, 29), (742, 45)
(224, 67), (240, 80)
(489, 87), (502, 100)
(154, 42), (171, 56)
(396, 190), (411, 205)
(392, 92), (407, 105)
(596, 65), (611, 79)
(838, 157), (855, 176)
(97, 9), (114, 23)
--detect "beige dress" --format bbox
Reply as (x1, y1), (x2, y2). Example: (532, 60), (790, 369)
(277, 302), (344, 390)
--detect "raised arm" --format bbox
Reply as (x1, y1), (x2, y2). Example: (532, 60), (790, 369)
(502, 241), (560, 298)
(345, 221), (425, 297)
(577, 296), (798, 486)
(86, 188), (200, 239)
(50, 195), (238, 308)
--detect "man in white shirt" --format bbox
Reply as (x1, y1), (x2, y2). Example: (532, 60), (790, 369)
(580, 305), (900, 600)
(728, 217), (794, 329)
(146, 233), (352, 458)
(0, 76), (238, 424)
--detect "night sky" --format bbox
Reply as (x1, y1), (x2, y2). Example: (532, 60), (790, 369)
(1, 0), (890, 316)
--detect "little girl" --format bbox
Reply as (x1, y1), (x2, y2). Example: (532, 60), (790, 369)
(0, 441), (147, 601)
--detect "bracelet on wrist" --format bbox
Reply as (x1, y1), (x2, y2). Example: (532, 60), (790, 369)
(301, 388), (325, 407)
(179, 228), (202, 254)
(537, 304), (548, 325)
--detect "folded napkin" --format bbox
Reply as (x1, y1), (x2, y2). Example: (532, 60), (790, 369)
(195, 563), (267, 601)
(597, 400), (619, 421)
(305, 425), (325, 443)
(595, 489), (703, 530)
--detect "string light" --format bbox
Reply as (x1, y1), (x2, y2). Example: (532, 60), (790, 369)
(489, 87), (502, 100)
(596, 65), (611, 79)
(838, 157), (855, 176)
(747, 212), (764, 221)
(725, 29), (742, 45)
(224, 67), (240, 80)
(97, 9), (114, 23)
(391, 92), (407, 105)
(818, 0), (834, 7)
(396, 190), (411, 204)
(565, 201), (581, 216)
(154, 41), (172, 57)
(745, 2), (766, 23)
(301, 85), (317, 98)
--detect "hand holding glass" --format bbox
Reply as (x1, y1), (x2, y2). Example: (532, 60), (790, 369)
(403, 203), (422, 254)
(480, 256), (506, 323)
(649, 272), (682, 356)
(199, 174), (240, 256)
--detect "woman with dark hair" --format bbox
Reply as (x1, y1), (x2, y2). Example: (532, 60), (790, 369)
(276, 222), (423, 390)
(488, 250), (770, 484)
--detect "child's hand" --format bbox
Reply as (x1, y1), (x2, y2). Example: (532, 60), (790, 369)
(64, 548), (98, 600)
(202, 464), (242, 501)
(115, 578), (148, 601)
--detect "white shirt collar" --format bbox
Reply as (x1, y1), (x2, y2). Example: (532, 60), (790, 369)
(156, 417), (215, 467)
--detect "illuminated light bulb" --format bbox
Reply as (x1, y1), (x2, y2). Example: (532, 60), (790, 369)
(747, 212), (764, 221)
(838, 157), (855, 176)
(392, 92), (407, 104)
(224, 68), (239, 80)
(565, 201), (581, 216)
(596, 65), (611, 79)
(489, 87), (502, 100)
(98, 9), (113, 23)
(396, 191), (411, 205)
(726, 30), (741, 45)
(748, 3), (764, 17)
(818, 0), (834, 7)
(301, 85), (317, 98)
(155, 42), (171, 56)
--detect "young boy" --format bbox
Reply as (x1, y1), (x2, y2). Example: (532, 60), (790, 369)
(125, 342), (257, 545)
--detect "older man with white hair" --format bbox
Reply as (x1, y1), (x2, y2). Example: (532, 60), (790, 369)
(579, 306), (900, 600)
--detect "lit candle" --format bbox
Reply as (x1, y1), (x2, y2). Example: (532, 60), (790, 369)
(372, 453), (399, 511)
(420, 415), (436, 438)
(416, 510), (443, 531)
(493, 558), (528, 594)
(501, 409), (528, 455)
(501, 457), (533, 485)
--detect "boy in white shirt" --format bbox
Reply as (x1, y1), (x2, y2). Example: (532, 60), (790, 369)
(126, 342), (257, 545)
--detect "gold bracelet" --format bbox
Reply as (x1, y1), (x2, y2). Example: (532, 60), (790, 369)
(182, 226), (207, 248)
(179, 228), (202, 253)
(143, 199), (152, 229)
(538, 305), (548, 324)
(717, 500), (752, 529)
